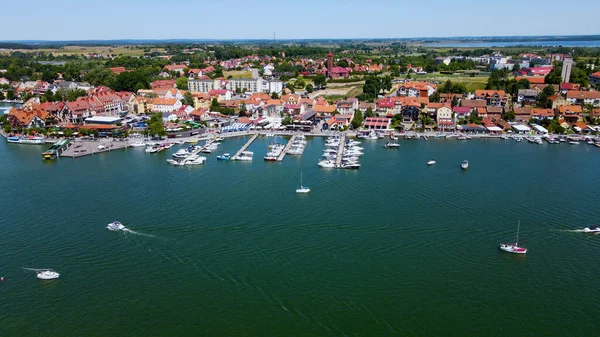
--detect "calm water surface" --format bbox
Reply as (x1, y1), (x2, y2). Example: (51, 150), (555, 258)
(1, 136), (599, 336)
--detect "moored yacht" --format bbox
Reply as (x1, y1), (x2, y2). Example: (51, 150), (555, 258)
(236, 151), (253, 161)
(384, 142), (400, 148)
(216, 153), (231, 160)
(427, 160), (436, 166)
(461, 160), (469, 170)
(318, 160), (336, 168)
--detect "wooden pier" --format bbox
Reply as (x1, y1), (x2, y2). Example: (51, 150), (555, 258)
(334, 134), (346, 167)
(277, 135), (297, 162)
(231, 134), (259, 160)
(191, 139), (215, 156)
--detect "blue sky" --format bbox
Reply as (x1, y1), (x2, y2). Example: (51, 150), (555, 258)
(1, 0), (599, 40)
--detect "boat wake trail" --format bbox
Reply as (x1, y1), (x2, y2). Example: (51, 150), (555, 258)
(123, 228), (156, 237)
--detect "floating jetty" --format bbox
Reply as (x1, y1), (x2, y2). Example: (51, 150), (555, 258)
(335, 134), (347, 167)
(42, 140), (71, 160)
(277, 135), (298, 162)
(232, 134), (259, 160)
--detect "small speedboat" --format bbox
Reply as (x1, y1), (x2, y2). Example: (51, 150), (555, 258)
(36, 270), (60, 280)
(461, 160), (469, 170)
(583, 225), (600, 234)
(427, 160), (436, 166)
(457, 135), (467, 140)
(264, 156), (278, 161)
(216, 153), (231, 160)
(384, 142), (400, 148)
(569, 141), (580, 145)
(130, 141), (146, 147)
(107, 221), (126, 231)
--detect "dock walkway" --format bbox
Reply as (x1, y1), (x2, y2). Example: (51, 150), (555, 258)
(232, 134), (259, 160)
(277, 135), (297, 162)
(335, 134), (346, 167)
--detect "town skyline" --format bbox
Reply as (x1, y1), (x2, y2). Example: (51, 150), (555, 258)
(2, 0), (600, 41)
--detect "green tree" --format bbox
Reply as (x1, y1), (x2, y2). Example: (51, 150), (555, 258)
(182, 92), (194, 106)
(313, 74), (326, 89)
(336, 60), (349, 68)
(176, 77), (189, 90)
(430, 91), (440, 103)
(451, 96), (459, 107)
(271, 92), (279, 99)
(390, 65), (400, 77)
(281, 115), (293, 125)
(4, 124), (13, 133)
(7, 90), (16, 100)
(305, 84), (314, 93)
(502, 110), (516, 121)
(536, 85), (556, 108)
(0, 91), (4, 100)
(350, 109), (363, 129)
(147, 112), (166, 136)
(513, 63), (520, 73)
(364, 107), (375, 118)
(111, 71), (150, 92)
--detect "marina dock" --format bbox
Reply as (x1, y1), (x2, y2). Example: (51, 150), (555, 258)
(277, 135), (297, 162)
(231, 134), (259, 160)
(60, 140), (130, 158)
(335, 134), (346, 167)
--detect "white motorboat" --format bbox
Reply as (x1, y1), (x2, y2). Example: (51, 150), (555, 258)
(457, 135), (467, 140)
(427, 160), (436, 166)
(390, 134), (398, 140)
(295, 172), (311, 194)
(36, 270), (60, 280)
(184, 156), (206, 165)
(107, 221), (126, 231)
(168, 155), (206, 165)
(365, 132), (379, 140)
(515, 137), (523, 142)
(583, 225), (600, 234)
(162, 143), (174, 149)
(345, 145), (364, 151)
(384, 142), (400, 148)
(347, 140), (362, 146)
(318, 160), (336, 168)
(236, 151), (253, 161)
(344, 150), (363, 157)
(461, 160), (469, 170)
(145, 144), (160, 153)
(500, 221), (527, 254)
(325, 141), (340, 148)
(173, 149), (192, 159)
(341, 162), (361, 169)
(216, 153), (231, 160)
(569, 141), (580, 145)
(130, 141), (146, 147)
(559, 138), (566, 143)
(500, 135), (509, 140)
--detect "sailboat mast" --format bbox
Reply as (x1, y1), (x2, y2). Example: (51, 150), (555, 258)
(516, 220), (520, 245)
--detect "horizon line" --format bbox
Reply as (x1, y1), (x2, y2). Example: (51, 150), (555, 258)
(1, 34), (600, 44)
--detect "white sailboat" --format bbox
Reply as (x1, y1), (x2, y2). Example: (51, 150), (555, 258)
(500, 221), (527, 254)
(296, 172), (311, 193)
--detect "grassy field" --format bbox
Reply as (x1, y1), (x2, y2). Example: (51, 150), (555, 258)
(224, 70), (253, 78)
(0, 45), (155, 57)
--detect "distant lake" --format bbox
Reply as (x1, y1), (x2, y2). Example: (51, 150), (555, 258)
(0, 102), (20, 114)
(423, 40), (600, 48)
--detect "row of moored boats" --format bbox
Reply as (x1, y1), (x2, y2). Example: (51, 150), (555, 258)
(318, 136), (362, 169)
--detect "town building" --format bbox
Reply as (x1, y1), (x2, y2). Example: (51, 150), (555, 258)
(566, 91), (600, 107)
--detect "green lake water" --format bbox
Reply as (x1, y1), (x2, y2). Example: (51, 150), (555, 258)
(1, 136), (599, 336)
